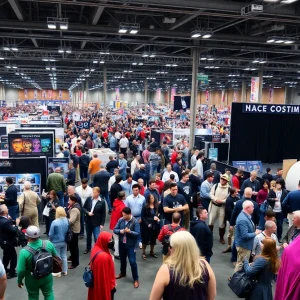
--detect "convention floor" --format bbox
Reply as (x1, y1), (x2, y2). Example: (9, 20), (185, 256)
(5, 219), (287, 300)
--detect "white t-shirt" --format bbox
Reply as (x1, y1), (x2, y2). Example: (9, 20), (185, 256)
(115, 132), (121, 139)
(75, 185), (93, 206)
(119, 137), (129, 148)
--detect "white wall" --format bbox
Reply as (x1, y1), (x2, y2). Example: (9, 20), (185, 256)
(5, 88), (19, 103)
(290, 89), (300, 104)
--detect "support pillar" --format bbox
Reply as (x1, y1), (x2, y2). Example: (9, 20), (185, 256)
(144, 79), (148, 113)
(189, 48), (199, 149)
(168, 87), (171, 108)
(103, 68), (107, 121)
(258, 71), (263, 103)
(241, 80), (246, 103)
(85, 80), (89, 105)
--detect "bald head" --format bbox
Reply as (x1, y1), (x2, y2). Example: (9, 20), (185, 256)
(243, 200), (254, 215)
(265, 220), (277, 234)
(55, 167), (61, 173)
(250, 171), (257, 181)
(24, 181), (32, 190)
(244, 187), (253, 198)
(293, 210), (300, 227)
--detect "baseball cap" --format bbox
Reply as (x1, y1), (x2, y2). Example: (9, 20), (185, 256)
(25, 226), (40, 238)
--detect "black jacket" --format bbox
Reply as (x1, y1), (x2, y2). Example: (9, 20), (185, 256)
(0, 216), (18, 246)
(72, 155), (79, 168)
(106, 160), (119, 174)
(4, 184), (18, 207)
(93, 170), (110, 194)
(240, 179), (261, 201)
(267, 189), (288, 209)
(190, 220), (213, 257)
(110, 182), (122, 204)
(262, 173), (273, 182)
(225, 195), (239, 222)
(189, 174), (202, 194)
(66, 168), (76, 186)
(79, 154), (90, 168)
(82, 197), (106, 227)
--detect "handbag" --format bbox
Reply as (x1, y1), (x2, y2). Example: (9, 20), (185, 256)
(43, 205), (50, 217)
(52, 255), (62, 273)
(228, 269), (255, 298)
(260, 200), (272, 213)
(83, 251), (103, 288)
(65, 219), (73, 243)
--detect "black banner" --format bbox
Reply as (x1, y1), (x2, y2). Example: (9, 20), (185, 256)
(75, 121), (91, 129)
(243, 104), (300, 114)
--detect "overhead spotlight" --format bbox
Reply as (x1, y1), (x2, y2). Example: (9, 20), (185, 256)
(46, 66), (50, 70)
(172, 64), (178, 67)
(266, 36), (294, 44)
(47, 22), (56, 29)
(5, 65), (11, 68)
(119, 27), (128, 34)
(191, 30), (201, 38)
(142, 52), (149, 57)
(132, 62), (137, 65)
(100, 50), (110, 55)
(93, 60), (98, 64)
(202, 33), (212, 39)
(3, 47), (10, 51)
(138, 62), (143, 66)
(85, 68), (90, 71)
(0, 57), (4, 60)
(130, 28), (139, 34)
(65, 48), (72, 54)
(58, 47), (64, 53)
(149, 53), (156, 58)
(42, 58), (49, 62)
(11, 46), (18, 51)
(60, 22), (68, 30)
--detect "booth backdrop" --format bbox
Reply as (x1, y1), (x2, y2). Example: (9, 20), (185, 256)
(229, 103), (300, 163)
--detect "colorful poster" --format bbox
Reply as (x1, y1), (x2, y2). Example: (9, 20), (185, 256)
(48, 90), (52, 99)
(205, 90), (210, 103)
(48, 157), (69, 179)
(0, 174), (41, 196)
(115, 88), (120, 101)
(269, 88), (274, 103)
(34, 89), (37, 100)
(59, 90), (62, 100)
(221, 90), (225, 103)
(250, 77), (259, 102)
(232, 161), (248, 171)
(24, 89), (28, 99)
(173, 128), (190, 147)
(247, 161), (263, 175)
(156, 88), (161, 102)
(208, 148), (218, 161)
(233, 89), (238, 102)
(42, 90), (46, 99)
(171, 88), (176, 102)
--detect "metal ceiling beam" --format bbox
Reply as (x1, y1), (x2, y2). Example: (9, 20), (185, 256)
(169, 13), (199, 30)
(31, 38), (39, 48)
(8, 0), (24, 21)
(91, 4), (106, 25)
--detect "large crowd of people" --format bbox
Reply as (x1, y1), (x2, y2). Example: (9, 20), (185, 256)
(0, 103), (299, 300)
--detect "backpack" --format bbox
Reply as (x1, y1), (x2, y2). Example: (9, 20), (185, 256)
(83, 250), (103, 288)
(14, 229), (27, 247)
(24, 240), (53, 279)
(162, 225), (181, 255)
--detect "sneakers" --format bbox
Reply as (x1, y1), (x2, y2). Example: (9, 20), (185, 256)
(62, 272), (67, 276)
(52, 272), (61, 278)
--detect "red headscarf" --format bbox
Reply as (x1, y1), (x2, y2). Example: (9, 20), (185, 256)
(88, 232), (116, 300)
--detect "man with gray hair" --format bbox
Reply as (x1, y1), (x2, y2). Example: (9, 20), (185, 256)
(204, 163), (222, 184)
(234, 200), (261, 271)
(46, 167), (66, 207)
(19, 181), (41, 226)
(282, 210), (300, 248)
(252, 220), (279, 256)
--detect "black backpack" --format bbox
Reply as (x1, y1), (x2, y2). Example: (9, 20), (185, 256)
(14, 229), (28, 247)
(24, 240), (53, 279)
(162, 225), (181, 255)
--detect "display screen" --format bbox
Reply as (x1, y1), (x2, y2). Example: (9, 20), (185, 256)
(8, 132), (54, 157)
(48, 157), (69, 179)
(0, 173), (41, 195)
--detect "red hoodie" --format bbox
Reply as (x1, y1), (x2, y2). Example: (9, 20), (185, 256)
(109, 199), (126, 230)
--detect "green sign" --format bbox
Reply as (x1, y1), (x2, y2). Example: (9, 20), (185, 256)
(197, 73), (208, 85)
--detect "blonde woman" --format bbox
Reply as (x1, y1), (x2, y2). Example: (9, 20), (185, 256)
(49, 206), (69, 277)
(149, 231), (216, 300)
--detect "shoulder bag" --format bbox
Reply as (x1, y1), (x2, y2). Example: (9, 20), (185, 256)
(228, 269), (255, 298)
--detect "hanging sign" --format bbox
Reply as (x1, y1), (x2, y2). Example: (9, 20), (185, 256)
(250, 77), (259, 102)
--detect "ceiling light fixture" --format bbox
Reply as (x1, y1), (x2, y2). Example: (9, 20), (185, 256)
(119, 23), (140, 34)
(191, 30), (201, 38)
(266, 36), (294, 44)
(47, 17), (69, 30)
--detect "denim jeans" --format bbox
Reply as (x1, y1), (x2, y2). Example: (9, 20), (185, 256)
(86, 222), (101, 251)
(56, 191), (64, 207)
(134, 216), (141, 244)
(101, 192), (112, 212)
(275, 211), (284, 240)
(7, 205), (18, 221)
(119, 242), (139, 281)
(150, 163), (158, 177)
(53, 242), (68, 273)
(258, 212), (266, 230)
